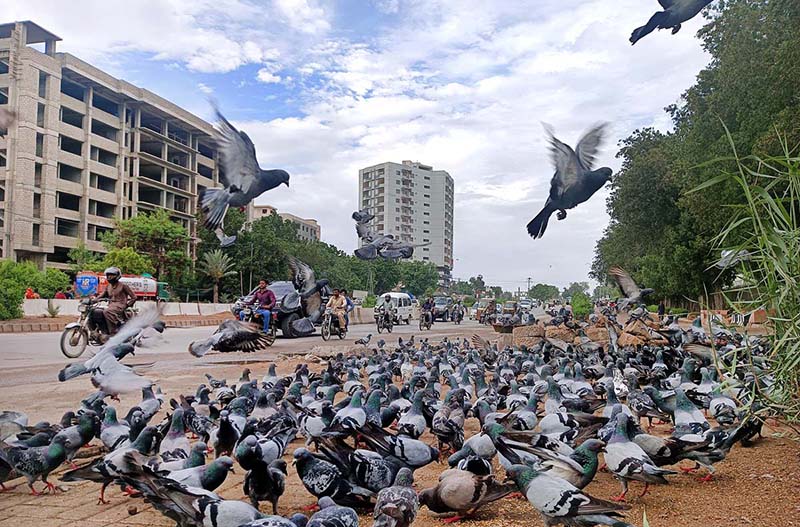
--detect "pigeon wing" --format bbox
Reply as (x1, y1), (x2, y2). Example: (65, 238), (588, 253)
(658, 0), (675, 8)
(287, 256), (315, 292)
(608, 266), (641, 299)
(214, 105), (260, 194)
(542, 123), (580, 199)
(574, 122), (608, 171)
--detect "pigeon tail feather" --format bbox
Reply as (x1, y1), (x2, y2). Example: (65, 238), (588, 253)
(527, 203), (555, 239)
(201, 187), (231, 230)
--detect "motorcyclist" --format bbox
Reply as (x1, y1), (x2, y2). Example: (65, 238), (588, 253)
(240, 279), (276, 333)
(95, 267), (137, 335)
(326, 288), (348, 331)
(452, 300), (464, 321)
(376, 294), (394, 325)
(421, 297), (434, 325)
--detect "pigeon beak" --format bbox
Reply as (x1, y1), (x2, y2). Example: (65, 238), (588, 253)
(291, 459), (297, 466)
(229, 467), (235, 473)
(283, 180), (289, 187)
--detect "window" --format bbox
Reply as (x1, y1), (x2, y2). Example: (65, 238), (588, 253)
(60, 135), (82, 156)
(424, 185), (430, 189)
(423, 221), (429, 225)
(38, 71), (49, 98)
(58, 163), (82, 183)
(423, 203), (430, 207)
(57, 191), (81, 211)
(424, 194), (430, 198)
(37, 103), (45, 127)
(55, 218), (80, 237)
(35, 133), (45, 157)
(32, 224), (40, 246)
(33, 194), (41, 218)
(34, 163), (42, 187)
(423, 230), (430, 234)
(424, 212), (430, 216)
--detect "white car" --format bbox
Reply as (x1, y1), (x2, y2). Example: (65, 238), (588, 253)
(519, 299), (533, 313)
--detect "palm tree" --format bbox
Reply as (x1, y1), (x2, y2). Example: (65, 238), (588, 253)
(200, 250), (236, 304)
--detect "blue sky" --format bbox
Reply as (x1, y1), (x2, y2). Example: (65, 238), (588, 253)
(7, 0), (714, 290)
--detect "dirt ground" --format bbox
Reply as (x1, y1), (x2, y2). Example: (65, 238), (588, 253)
(1, 354), (798, 527)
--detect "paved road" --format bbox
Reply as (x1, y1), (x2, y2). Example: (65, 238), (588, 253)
(0, 318), (496, 422)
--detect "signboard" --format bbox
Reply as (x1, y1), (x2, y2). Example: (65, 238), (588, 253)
(75, 273), (100, 297)
(77, 273), (159, 298)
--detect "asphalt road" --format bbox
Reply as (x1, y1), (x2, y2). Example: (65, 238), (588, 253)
(0, 318), (497, 422)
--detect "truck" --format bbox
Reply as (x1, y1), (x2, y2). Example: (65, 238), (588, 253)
(74, 272), (170, 302)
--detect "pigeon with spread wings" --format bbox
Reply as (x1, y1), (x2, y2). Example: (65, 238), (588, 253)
(527, 123), (613, 239)
(608, 266), (654, 311)
(200, 104), (290, 237)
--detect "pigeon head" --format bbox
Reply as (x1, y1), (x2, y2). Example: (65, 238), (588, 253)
(317, 496), (336, 509)
(504, 464), (535, 488)
(580, 438), (606, 453)
(267, 168), (290, 187)
(394, 467), (414, 487)
(597, 167), (613, 181)
(292, 447), (313, 465)
(270, 458), (288, 474)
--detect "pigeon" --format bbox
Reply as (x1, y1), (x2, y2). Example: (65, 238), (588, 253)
(0, 434), (69, 495)
(527, 123), (612, 239)
(244, 458), (287, 514)
(533, 438), (605, 489)
(372, 468), (418, 527)
(608, 266), (654, 311)
(292, 448), (374, 507)
(60, 426), (158, 503)
(355, 334), (372, 346)
(189, 319), (274, 357)
(166, 456), (235, 491)
(396, 390), (427, 439)
(149, 441), (208, 473)
(241, 515), (309, 527)
(630, 0), (715, 45)
(53, 411), (99, 466)
(358, 427), (439, 470)
(100, 407), (130, 451)
(604, 413), (677, 501)
(201, 104), (289, 231)
(419, 463), (516, 522)
(308, 497), (359, 527)
(505, 464), (634, 527)
(159, 409), (191, 457)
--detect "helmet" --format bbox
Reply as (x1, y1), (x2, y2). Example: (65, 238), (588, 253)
(104, 266), (121, 284)
(384, 294), (391, 300)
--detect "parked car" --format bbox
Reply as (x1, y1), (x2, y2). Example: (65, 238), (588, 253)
(373, 292), (413, 325)
(432, 296), (454, 321)
(231, 280), (330, 338)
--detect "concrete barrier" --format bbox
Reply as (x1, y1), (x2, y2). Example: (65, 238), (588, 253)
(199, 303), (233, 316)
(178, 303), (200, 316)
(159, 302), (181, 316)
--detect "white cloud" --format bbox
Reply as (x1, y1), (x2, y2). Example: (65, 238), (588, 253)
(256, 68), (282, 84)
(197, 83), (214, 94)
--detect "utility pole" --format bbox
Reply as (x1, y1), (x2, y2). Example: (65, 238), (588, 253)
(527, 277), (531, 295)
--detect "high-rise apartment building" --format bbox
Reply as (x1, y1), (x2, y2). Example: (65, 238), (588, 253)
(358, 160), (454, 281)
(253, 204), (321, 242)
(0, 21), (224, 269)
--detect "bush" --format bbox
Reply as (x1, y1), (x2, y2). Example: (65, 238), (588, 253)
(462, 296), (477, 307)
(571, 291), (592, 319)
(647, 304), (659, 313)
(362, 294), (376, 309)
(0, 260), (72, 320)
(669, 307), (688, 316)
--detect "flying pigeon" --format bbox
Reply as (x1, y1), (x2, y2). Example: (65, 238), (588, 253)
(527, 123), (612, 239)
(200, 104), (289, 231)
(608, 266), (654, 311)
(189, 319), (273, 357)
(630, 0), (714, 45)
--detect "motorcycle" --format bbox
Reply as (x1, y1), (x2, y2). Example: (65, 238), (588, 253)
(419, 309), (432, 331)
(60, 299), (136, 358)
(239, 306), (278, 346)
(452, 306), (464, 325)
(375, 307), (395, 334)
(321, 308), (347, 341)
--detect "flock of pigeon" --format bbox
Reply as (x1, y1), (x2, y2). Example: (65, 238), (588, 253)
(0, 294), (772, 527)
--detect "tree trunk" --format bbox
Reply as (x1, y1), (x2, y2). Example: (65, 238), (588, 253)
(213, 282), (219, 304)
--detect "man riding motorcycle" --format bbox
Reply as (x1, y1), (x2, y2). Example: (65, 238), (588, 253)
(452, 300), (464, 322)
(240, 279), (276, 334)
(421, 297), (434, 326)
(94, 267), (137, 335)
(326, 288), (348, 331)
(376, 294), (394, 326)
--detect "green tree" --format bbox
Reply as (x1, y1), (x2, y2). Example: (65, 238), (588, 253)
(398, 261), (439, 297)
(562, 282), (589, 299)
(101, 247), (155, 275)
(571, 291), (593, 319)
(593, 0), (800, 302)
(199, 250), (236, 304)
(67, 243), (101, 273)
(528, 283), (560, 302)
(0, 260), (27, 320)
(592, 284), (618, 301)
(104, 209), (190, 282)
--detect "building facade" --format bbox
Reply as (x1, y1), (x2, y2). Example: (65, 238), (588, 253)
(358, 160), (454, 281)
(253, 205), (321, 242)
(0, 21), (223, 269)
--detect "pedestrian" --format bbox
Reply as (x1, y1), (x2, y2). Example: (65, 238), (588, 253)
(64, 286), (75, 299)
(657, 301), (665, 319)
(54, 288), (67, 300)
(25, 287), (36, 299)
(341, 288), (355, 329)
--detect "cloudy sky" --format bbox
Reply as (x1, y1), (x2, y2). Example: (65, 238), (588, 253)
(8, 0), (712, 290)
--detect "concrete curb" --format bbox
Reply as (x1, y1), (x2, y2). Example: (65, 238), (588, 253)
(0, 315), (233, 334)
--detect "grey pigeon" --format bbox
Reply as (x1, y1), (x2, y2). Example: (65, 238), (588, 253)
(505, 464), (634, 527)
(189, 319), (273, 357)
(609, 266), (654, 311)
(630, 0), (714, 45)
(527, 123), (612, 239)
(100, 407), (130, 451)
(292, 448), (374, 507)
(308, 497), (359, 527)
(166, 456), (235, 491)
(241, 515), (309, 527)
(372, 468), (418, 527)
(419, 463), (516, 521)
(355, 334), (372, 346)
(0, 434), (69, 495)
(201, 105), (289, 231)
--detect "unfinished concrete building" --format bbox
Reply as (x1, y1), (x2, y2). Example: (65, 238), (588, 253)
(0, 21), (223, 269)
